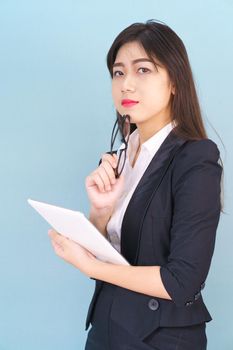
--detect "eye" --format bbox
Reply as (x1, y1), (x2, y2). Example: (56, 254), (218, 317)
(112, 67), (151, 77)
(113, 70), (123, 77)
(138, 67), (150, 74)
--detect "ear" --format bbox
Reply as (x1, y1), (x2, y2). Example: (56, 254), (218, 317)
(171, 83), (175, 95)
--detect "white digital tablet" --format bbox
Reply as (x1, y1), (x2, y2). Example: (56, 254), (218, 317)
(28, 198), (130, 266)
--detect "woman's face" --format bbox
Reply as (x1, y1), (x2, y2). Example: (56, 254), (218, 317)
(111, 41), (175, 127)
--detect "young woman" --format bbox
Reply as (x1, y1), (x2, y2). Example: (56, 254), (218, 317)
(48, 20), (223, 349)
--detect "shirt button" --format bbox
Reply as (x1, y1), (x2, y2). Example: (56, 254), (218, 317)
(200, 282), (205, 290)
(194, 291), (201, 300)
(148, 298), (159, 311)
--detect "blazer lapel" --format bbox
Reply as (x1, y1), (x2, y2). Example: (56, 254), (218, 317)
(120, 130), (187, 265)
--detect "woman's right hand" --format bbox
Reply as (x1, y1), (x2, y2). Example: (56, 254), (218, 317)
(85, 153), (125, 212)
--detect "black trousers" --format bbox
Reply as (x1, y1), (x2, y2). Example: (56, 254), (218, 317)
(85, 282), (207, 350)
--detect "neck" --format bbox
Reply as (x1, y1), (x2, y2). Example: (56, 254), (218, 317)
(136, 115), (172, 146)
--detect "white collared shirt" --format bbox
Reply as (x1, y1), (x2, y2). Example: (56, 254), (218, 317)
(106, 120), (177, 253)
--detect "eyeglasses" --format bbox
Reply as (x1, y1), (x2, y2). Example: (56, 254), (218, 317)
(110, 114), (131, 178)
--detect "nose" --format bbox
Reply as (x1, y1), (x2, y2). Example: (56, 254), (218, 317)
(121, 74), (136, 93)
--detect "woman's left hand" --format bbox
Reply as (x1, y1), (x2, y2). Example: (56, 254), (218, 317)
(48, 228), (97, 276)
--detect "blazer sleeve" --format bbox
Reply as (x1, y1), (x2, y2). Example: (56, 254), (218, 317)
(159, 139), (223, 307)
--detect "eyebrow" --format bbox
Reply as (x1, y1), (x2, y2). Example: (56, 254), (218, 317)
(112, 58), (155, 68)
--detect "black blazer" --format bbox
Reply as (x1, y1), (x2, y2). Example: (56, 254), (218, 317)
(85, 129), (222, 340)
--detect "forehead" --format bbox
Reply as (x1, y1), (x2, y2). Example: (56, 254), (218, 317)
(114, 41), (149, 62)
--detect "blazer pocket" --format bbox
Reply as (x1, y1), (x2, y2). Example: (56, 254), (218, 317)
(109, 286), (161, 340)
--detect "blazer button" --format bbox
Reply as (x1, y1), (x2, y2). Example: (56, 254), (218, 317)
(148, 298), (159, 311)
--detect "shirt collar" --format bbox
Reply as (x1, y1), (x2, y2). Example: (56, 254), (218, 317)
(141, 120), (177, 156)
(118, 119), (177, 157)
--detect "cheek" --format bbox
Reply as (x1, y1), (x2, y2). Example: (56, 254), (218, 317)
(146, 79), (172, 106)
(112, 84), (120, 102)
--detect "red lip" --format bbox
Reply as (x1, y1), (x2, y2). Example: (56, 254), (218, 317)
(121, 99), (139, 106)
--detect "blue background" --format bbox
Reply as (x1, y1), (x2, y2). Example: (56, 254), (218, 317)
(1, 1), (232, 349)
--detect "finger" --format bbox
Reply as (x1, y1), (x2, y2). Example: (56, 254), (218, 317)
(98, 164), (114, 191)
(100, 161), (117, 185)
(48, 229), (65, 244)
(48, 229), (59, 239)
(101, 153), (118, 169)
(89, 172), (106, 193)
(51, 238), (60, 249)
(48, 229), (67, 246)
(51, 238), (64, 253)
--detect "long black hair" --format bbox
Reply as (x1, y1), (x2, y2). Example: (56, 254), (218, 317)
(106, 19), (224, 211)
